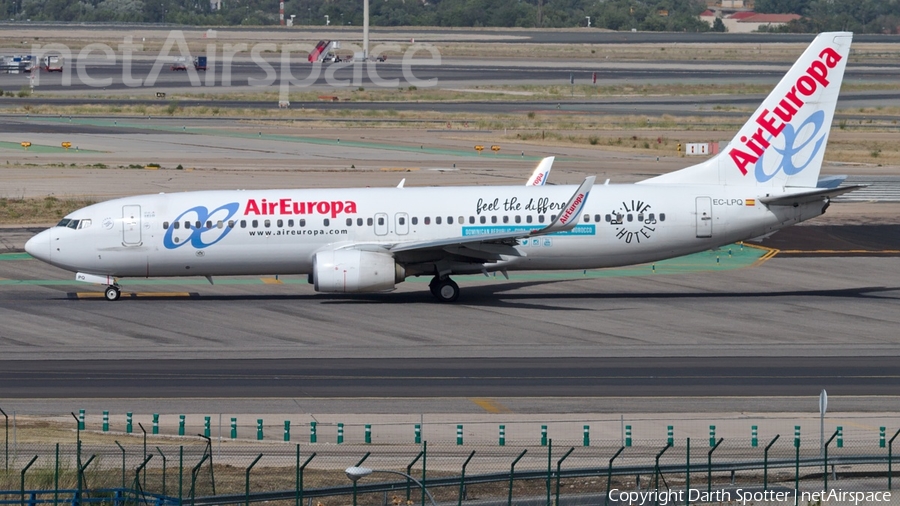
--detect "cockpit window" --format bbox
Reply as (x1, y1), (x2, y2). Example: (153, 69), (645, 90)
(57, 219), (88, 229)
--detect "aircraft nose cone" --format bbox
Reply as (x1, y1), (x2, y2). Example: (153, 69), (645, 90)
(25, 230), (51, 263)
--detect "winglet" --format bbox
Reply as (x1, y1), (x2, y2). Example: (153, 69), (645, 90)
(539, 176), (595, 234)
(397, 178), (406, 188)
(526, 156), (554, 186)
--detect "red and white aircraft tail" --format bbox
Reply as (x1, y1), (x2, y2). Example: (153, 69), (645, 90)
(526, 156), (554, 186)
(641, 32), (851, 189)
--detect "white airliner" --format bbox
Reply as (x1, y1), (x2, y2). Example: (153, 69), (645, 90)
(26, 32), (861, 302)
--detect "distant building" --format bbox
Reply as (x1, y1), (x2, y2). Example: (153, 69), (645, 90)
(210, 0), (222, 10)
(700, 9), (717, 27)
(699, 10), (801, 33)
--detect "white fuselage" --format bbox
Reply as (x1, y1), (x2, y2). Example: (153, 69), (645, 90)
(30, 183), (824, 279)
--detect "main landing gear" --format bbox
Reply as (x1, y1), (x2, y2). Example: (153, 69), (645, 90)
(429, 276), (459, 303)
(104, 285), (121, 301)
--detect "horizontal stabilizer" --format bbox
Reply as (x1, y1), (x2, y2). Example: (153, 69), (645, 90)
(816, 175), (847, 189)
(759, 185), (866, 206)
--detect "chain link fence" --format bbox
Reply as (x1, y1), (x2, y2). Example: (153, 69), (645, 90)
(2, 429), (899, 505)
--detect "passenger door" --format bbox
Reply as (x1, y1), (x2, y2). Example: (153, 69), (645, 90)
(122, 205), (142, 246)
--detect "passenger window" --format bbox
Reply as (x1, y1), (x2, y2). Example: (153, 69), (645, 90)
(627, 214), (633, 222)
(324, 219), (330, 226)
(515, 216), (521, 223)
(399, 217), (406, 225)
(357, 218), (363, 226)
(411, 217), (418, 225)
(206, 221), (212, 229)
(217, 220), (223, 229)
(637, 214), (643, 222)
(184, 221), (190, 229)
(228, 220), (235, 228)
(595, 214), (602, 222)
(660, 213), (666, 222)
(503, 216), (509, 223)
(264, 220), (271, 228)
(435, 216), (442, 225)
(377, 217), (384, 226)
(424, 217), (431, 225)
(447, 216), (454, 225)
(288, 219), (294, 227)
(526, 215), (533, 223)
(300, 219), (306, 227)
(605, 214), (611, 223)
(367, 218), (373, 226)
(346, 218), (353, 226)
(649, 213), (655, 222)
(469, 216), (475, 224)
(277, 219), (283, 227)
(163, 222), (170, 230)
(480, 216), (486, 224)
(196, 221), (202, 229)
(240, 220), (246, 228)
(538, 215), (545, 223)
(583, 215), (590, 222)
(252, 220), (259, 228)
(490, 216), (497, 224)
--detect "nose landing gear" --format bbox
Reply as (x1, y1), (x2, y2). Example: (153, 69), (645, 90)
(429, 276), (459, 303)
(104, 285), (121, 301)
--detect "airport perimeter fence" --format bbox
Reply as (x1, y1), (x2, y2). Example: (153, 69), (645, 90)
(2, 432), (900, 506)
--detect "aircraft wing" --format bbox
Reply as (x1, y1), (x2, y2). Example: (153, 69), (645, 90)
(389, 176), (595, 256)
(759, 185), (866, 206)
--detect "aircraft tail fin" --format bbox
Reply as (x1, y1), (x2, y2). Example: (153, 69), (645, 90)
(526, 156), (554, 186)
(639, 32), (852, 189)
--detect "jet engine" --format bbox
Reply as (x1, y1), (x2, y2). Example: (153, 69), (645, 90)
(312, 249), (405, 293)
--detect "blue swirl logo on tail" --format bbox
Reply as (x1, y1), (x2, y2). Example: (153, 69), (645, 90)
(755, 110), (826, 183)
(163, 203), (240, 249)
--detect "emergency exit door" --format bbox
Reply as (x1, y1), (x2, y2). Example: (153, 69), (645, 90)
(395, 213), (409, 235)
(374, 212), (388, 236)
(695, 197), (712, 238)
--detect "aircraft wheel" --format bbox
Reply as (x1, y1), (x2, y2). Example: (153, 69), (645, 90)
(434, 278), (459, 303)
(104, 285), (121, 301)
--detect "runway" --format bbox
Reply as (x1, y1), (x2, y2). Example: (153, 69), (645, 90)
(3, 60), (897, 93)
(4, 91), (900, 121)
(1, 356), (899, 399)
(3, 25), (899, 45)
(0, 228), (898, 372)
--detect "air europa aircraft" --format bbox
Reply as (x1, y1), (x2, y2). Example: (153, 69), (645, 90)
(27, 32), (862, 303)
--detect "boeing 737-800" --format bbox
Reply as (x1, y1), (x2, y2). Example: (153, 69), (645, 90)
(26, 33), (861, 302)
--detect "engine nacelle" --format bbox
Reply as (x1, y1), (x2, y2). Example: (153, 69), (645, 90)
(312, 249), (405, 293)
